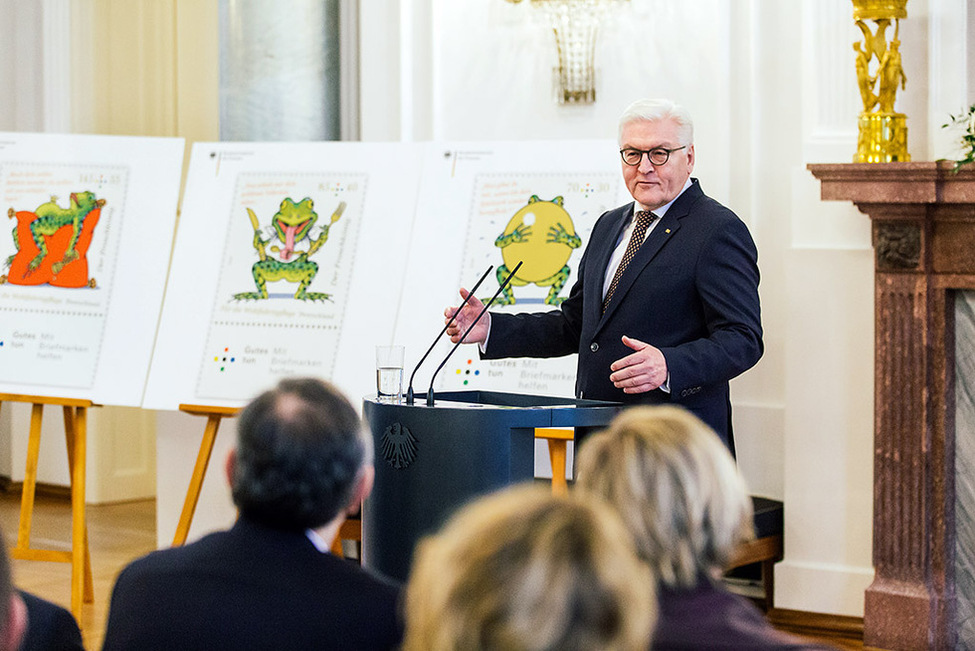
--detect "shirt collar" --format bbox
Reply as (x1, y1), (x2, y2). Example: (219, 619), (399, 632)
(305, 528), (332, 553)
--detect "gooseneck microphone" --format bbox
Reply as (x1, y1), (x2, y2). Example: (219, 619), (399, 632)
(426, 261), (523, 407)
(405, 265), (493, 405)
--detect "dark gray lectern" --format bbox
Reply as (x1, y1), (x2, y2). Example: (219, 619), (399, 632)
(362, 390), (620, 582)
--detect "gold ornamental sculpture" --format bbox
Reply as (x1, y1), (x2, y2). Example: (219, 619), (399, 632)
(852, 0), (909, 162)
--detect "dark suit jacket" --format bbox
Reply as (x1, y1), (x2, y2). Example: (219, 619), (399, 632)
(653, 580), (835, 650)
(18, 590), (83, 651)
(101, 518), (402, 651)
(485, 180), (762, 448)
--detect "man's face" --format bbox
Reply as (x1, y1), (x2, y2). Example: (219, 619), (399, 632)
(620, 118), (695, 210)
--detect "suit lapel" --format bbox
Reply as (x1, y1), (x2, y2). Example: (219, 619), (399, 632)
(595, 181), (701, 329)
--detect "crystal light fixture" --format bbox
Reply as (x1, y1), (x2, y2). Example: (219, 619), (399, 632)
(506, 0), (625, 105)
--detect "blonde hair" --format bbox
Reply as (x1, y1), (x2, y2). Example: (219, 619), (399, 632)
(576, 406), (754, 589)
(403, 485), (655, 651)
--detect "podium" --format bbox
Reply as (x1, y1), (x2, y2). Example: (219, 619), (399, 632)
(362, 391), (620, 582)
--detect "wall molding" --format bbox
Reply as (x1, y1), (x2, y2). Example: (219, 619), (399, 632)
(41, 0), (71, 132)
(767, 608), (864, 646)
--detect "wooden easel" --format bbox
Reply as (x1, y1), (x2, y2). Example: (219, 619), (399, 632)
(174, 404), (361, 556)
(535, 427), (574, 495)
(0, 393), (94, 622)
(172, 404), (241, 546)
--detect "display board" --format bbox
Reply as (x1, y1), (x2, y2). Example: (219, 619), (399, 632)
(0, 132), (184, 406)
(144, 139), (628, 410)
(397, 140), (629, 399)
(142, 142), (423, 410)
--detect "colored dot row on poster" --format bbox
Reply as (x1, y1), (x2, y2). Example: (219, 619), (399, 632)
(214, 347), (235, 372)
(455, 358), (480, 386)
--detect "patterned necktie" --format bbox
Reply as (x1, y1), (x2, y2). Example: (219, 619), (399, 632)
(602, 210), (657, 313)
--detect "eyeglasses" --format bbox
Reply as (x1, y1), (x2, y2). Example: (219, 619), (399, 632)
(619, 146), (686, 167)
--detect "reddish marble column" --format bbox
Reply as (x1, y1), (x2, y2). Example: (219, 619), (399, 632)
(809, 162), (975, 649)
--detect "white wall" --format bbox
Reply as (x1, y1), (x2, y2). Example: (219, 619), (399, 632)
(2, 404), (156, 503)
(0, 0), (218, 504)
(0, 1), (158, 502)
(154, 411), (237, 548)
(351, 0), (973, 617)
(5, 0), (974, 618)
(154, 0), (975, 615)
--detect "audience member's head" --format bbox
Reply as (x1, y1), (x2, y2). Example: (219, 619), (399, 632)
(576, 406), (754, 589)
(0, 526), (26, 651)
(403, 484), (655, 651)
(228, 377), (372, 531)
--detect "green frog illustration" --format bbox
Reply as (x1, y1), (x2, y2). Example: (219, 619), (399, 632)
(233, 197), (345, 301)
(493, 195), (581, 306)
(13, 192), (105, 275)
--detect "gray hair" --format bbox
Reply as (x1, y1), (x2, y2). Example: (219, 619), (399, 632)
(576, 406), (754, 589)
(618, 98), (694, 147)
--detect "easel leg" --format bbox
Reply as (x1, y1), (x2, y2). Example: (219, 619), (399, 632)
(16, 404), (44, 551)
(67, 406), (88, 619)
(1, 395), (95, 627)
(547, 440), (568, 496)
(330, 533), (344, 556)
(63, 407), (94, 604)
(172, 415), (221, 546)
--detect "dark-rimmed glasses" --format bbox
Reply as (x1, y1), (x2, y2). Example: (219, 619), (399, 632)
(619, 146), (686, 166)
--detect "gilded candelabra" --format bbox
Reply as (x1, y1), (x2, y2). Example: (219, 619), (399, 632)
(852, 0), (909, 162)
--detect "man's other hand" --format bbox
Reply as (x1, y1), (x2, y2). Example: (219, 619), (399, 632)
(609, 336), (667, 393)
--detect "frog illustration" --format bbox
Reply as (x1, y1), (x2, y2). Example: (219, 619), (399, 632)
(493, 195), (581, 305)
(233, 197), (345, 301)
(9, 192), (105, 276)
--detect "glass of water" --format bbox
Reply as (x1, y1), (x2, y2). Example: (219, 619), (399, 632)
(375, 345), (404, 403)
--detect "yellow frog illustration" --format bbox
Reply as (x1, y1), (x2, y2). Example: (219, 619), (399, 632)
(493, 195), (581, 306)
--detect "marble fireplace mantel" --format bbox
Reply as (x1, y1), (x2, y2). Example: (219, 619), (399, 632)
(809, 161), (975, 650)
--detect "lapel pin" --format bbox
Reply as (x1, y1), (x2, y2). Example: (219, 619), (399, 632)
(665, 229), (671, 234)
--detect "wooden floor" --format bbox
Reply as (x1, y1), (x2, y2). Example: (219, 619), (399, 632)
(0, 488), (156, 651)
(768, 608), (867, 650)
(0, 487), (869, 651)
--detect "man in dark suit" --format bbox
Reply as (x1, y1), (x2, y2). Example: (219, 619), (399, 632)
(102, 378), (402, 651)
(0, 527), (25, 651)
(0, 523), (82, 651)
(446, 98), (762, 450)
(18, 591), (83, 651)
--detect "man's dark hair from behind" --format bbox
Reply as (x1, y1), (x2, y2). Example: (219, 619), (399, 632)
(231, 377), (367, 531)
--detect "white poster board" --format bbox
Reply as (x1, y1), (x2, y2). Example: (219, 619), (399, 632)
(142, 142), (424, 410)
(0, 133), (183, 406)
(145, 140), (629, 411)
(397, 140), (629, 399)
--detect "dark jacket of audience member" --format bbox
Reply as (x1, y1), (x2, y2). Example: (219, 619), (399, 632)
(0, 524), (25, 651)
(0, 519), (82, 651)
(576, 406), (837, 650)
(102, 378), (402, 651)
(18, 590), (83, 651)
(653, 581), (828, 650)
